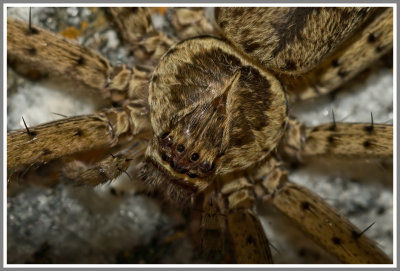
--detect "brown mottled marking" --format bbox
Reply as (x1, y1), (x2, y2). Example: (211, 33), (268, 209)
(216, 7), (377, 75)
(270, 181), (392, 263)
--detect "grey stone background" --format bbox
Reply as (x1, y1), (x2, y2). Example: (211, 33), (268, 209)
(6, 7), (393, 264)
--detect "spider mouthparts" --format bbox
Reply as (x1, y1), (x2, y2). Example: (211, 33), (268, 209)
(140, 156), (210, 205)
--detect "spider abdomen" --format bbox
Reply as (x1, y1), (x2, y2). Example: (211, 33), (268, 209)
(215, 7), (377, 75)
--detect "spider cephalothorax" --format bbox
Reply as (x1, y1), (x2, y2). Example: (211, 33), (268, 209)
(142, 37), (288, 203)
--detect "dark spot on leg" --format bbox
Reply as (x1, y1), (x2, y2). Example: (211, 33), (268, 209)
(337, 70), (347, 78)
(364, 125), (373, 133)
(311, 127), (319, 132)
(300, 201), (311, 211)
(331, 59), (340, 67)
(351, 230), (361, 240)
(29, 131), (38, 138)
(28, 47), (37, 56)
(246, 235), (255, 245)
(152, 74), (158, 83)
(368, 33), (376, 43)
(42, 148), (52, 155)
(332, 237), (342, 245)
(76, 56), (85, 66)
(363, 140), (372, 148)
(327, 135), (335, 143)
(27, 27), (39, 35)
(74, 129), (83, 136)
(376, 46), (383, 53)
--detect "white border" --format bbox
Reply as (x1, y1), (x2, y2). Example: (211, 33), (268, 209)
(3, 3), (397, 269)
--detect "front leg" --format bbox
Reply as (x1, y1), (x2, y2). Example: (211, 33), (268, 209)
(7, 101), (151, 182)
(279, 118), (393, 159)
(7, 17), (151, 105)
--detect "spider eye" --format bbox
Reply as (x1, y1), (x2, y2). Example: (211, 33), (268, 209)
(190, 153), (199, 161)
(177, 144), (185, 152)
(162, 135), (173, 147)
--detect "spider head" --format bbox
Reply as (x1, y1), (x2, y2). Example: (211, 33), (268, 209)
(142, 37), (288, 203)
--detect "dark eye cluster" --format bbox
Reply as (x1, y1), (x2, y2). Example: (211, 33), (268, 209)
(158, 131), (214, 177)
